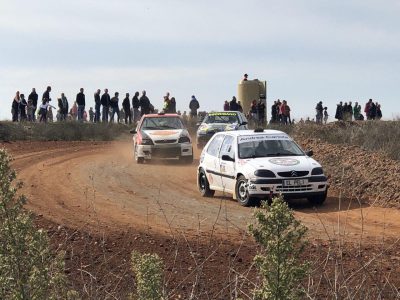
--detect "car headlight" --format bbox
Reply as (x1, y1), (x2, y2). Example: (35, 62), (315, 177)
(178, 135), (191, 143)
(141, 138), (154, 145)
(311, 167), (324, 175)
(254, 170), (276, 178)
(198, 125), (208, 134)
(225, 124), (238, 131)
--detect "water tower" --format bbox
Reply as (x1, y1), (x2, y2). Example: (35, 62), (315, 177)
(237, 79), (267, 120)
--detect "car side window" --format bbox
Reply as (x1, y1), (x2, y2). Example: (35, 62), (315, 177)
(219, 135), (234, 158)
(206, 134), (225, 157)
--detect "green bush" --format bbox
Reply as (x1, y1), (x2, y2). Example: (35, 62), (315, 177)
(0, 149), (78, 299)
(249, 196), (309, 300)
(130, 251), (165, 300)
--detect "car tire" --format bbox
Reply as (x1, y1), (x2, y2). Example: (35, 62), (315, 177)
(307, 192), (327, 206)
(235, 175), (258, 207)
(198, 169), (215, 197)
(134, 145), (144, 164)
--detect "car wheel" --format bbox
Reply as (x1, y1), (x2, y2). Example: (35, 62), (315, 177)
(134, 145), (144, 164)
(307, 192), (327, 206)
(235, 175), (258, 207)
(198, 169), (214, 197)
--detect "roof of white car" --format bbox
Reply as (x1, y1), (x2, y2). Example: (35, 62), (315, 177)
(219, 129), (288, 137)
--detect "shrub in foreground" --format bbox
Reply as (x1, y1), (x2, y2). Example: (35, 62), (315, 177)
(0, 149), (78, 299)
(130, 251), (165, 300)
(249, 196), (309, 300)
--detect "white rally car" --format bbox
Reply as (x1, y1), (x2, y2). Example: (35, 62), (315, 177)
(131, 113), (193, 164)
(197, 129), (328, 206)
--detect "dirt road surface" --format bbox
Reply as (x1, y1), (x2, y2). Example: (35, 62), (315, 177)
(8, 140), (399, 241)
(3, 140), (400, 299)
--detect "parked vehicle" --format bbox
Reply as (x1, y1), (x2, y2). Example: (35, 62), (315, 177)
(197, 129), (328, 206)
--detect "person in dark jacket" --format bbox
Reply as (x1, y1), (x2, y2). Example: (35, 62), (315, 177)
(94, 89), (101, 122)
(189, 95), (200, 118)
(76, 88), (85, 122)
(271, 101), (277, 123)
(335, 101), (343, 121)
(110, 92), (120, 123)
(170, 97), (176, 113)
(369, 102), (377, 120)
(101, 89), (110, 122)
(122, 93), (131, 124)
(42, 86), (51, 103)
(229, 96), (239, 111)
(257, 100), (266, 125)
(19, 94), (27, 121)
(132, 91), (140, 123)
(139, 90), (151, 116)
(223, 100), (229, 111)
(315, 101), (323, 124)
(58, 93), (69, 121)
(376, 103), (382, 120)
(28, 88), (38, 121)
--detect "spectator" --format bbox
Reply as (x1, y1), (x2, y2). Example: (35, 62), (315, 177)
(83, 110), (88, 122)
(348, 101), (353, 121)
(38, 99), (55, 123)
(110, 92), (120, 123)
(48, 107), (54, 122)
(170, 97), (177, 113)
(364, 99), (373, 120)
(223, 100), (229, 111)
(27, 99), (34, 122)
(276, 99), (282, 122)
(58, 93), (69, 121)
(189, 95), (200, 118)
(280, 100), (289, 125)
(139, 90), (151, 116)
(28, 88), (38, 121)
(71, 102), (78, 120)
(11, 91), (20, 122)
(101, 88), (111, 122)
(315, 101), (323, 124)
(19, 94), (27, 121)
(286, 102), (292, 124)
(122, 93), (132, 124)
(229, 96), (239, 111)
(243, 73), (248, 81)
(89, 107), (94, 122)
(343, 102), (349, 121)
(323, 107), (329, 124)
(237, 101), (243, 113)
(335, 101), (343, 121)
(376, 103), (382, 120)
(94, 89), (101, 122)
(163, 96), (171, 113)
(353, 102), (361, 120)
(76, 88), (85, 122)
(369, 101), (377, 120)
(42, 86), (51, 103)
(257, 100), (266, 126)
(132, 91), (140, 123)
(182, 111), (188, 124)
(250, 100), (258, 123)
(271, 101), (277, 123)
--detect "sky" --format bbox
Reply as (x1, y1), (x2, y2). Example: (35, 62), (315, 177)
(1, 0), (399, 120)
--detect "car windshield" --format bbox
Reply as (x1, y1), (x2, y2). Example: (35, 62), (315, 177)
(203, 113), (239, 124)
(238, 138), (305, 159)
(142, 117), (184, 130)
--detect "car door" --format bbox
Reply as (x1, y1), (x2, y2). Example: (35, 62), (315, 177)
(219, 135), (236, 193)
(203, 134), (225, 190)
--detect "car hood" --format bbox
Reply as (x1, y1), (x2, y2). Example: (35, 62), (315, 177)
(239, 155), (321, 173)
(200, 123), (237, 132)
(144, 129), (184, 141)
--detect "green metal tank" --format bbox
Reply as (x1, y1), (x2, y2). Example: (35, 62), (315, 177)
(237, 79), (267, 118)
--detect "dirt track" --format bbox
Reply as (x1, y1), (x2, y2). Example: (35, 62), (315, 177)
(8, 140), (400, 241)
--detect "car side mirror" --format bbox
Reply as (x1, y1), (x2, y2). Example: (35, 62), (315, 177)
(306, 150), (313, 157)
(130, 129), (137, 134)
(241, 121), (248, 126)
(221, 154), (235, 162)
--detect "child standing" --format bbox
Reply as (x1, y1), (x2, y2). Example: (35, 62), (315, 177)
(323, 107), (329, 124)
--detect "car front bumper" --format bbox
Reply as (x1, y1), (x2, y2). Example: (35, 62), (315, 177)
(247, 176), (328, 199)
(136, 143), (193, 159)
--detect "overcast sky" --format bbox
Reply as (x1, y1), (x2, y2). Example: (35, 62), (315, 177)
(1, 0), (399, 120)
